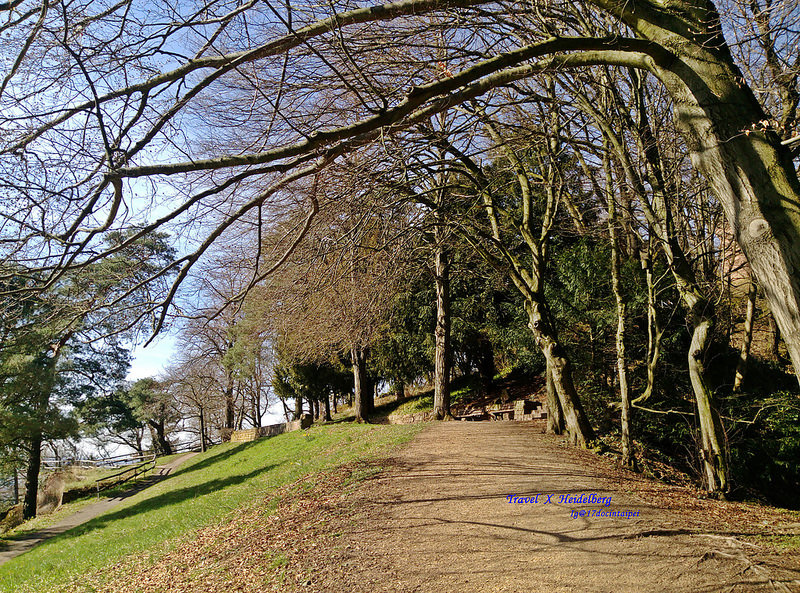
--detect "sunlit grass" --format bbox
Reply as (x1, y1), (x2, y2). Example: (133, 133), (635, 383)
(0, 423), (422, 593)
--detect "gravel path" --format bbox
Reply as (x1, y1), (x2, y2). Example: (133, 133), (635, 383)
(327, 422), (799, 593)
(0, 452), (198, 567)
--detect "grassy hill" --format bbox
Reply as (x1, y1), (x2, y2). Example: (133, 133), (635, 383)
(0, 422), (423, 593)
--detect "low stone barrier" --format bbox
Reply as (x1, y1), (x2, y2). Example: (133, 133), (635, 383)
(387, 411), (437, 424)
(228, 414), (313, 443)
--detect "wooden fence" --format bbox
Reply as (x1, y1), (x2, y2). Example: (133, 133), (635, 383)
(94, 454), (157, 496)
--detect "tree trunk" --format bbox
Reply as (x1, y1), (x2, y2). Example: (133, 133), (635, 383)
(281, 397), (292, 422)
(252, 393), (262, 428)
(660, 246), (730, 495)
(393, 381), (404, 401)
(22, 433), (42, 520)
(770, 312), (781, 362)
(351, 345), (373, 422)
(332, 393), (338, 413)
(21, 342), (64, 521)
(149, 421), (173, 456)
(527, 302), (595, 447)
(13, 468), (19, 504)
(633, 248), (662, 405)
(433, 245), (453, 420)
(199, 406), (207, 453)
(607, 187), (634, 468)
(631, 15), (800, 384)
(545, 360), (565, 435)
(224, 372), (235, 430)
(733, 277), (757, 392)
(293, 395), (303, 420)
(324, 390), (332, 422)
(687, 311), (729, 494)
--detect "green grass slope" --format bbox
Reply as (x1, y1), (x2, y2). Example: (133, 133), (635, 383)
(0, 422), (423, 593)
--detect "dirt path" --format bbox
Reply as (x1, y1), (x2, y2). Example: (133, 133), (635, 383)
(319, 422), (800, 593)
(0, 452), (198, 567)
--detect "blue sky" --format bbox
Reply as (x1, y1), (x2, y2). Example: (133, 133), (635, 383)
(126, 334), (176, 381)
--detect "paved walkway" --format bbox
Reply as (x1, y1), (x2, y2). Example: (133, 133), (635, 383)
(0, 452), (197, 566)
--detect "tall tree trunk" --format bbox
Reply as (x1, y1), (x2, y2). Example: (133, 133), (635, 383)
(733, 277), (757, 392)
(324, 390), (332, 422)
(545, 360), (565, 435)
(433, 245), (453, 420)
(351, 345), (373, 422)
(659, 244), (729, 495)
(199, 406), (206, 453)
(526, 302), (595, 447)
(332, 393), (338, 413)
(633, 246), (663, 405)
(293, 395), (303, 420)
(252, 393), (262, 428)
(149, 421), (173, 456)
(770, 312), (781, 362)
(224, 372), (235, 430)
(687, 308), (728, 494)
(605, 159), (634, 468)
(627, 12), (800, 384)
(22, 340), (65, 520)
(22, 432), (42, 520)
(13, 468), (19, 504)
(602, 76), (731, 494)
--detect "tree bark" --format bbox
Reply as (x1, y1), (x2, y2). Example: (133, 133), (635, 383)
(199, 406), (207, 453)
(687, 309), (729, 494)
(149, 421), (173, 456)
(433, 245), (453, 420)
(526, 301), (595, 447)
(733, 276), (757, 392)
(769, 311), (781, 362)
(135, 432), (144, 455)
(591, 73), (731, 494)
(351, 345), (373, 422)
(633, 247), (662, 405)
(22, 433), (42, 520)
(545, 360), (565, 435)
(293, 395), (303, 420)
(324, 390), (332, 422)
(619, 8), (800, 384)
(605, 158), (634, 468)
(224, 372), (235, 430)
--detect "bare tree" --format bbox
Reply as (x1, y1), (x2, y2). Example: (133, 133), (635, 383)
(2, 0), (800, 387)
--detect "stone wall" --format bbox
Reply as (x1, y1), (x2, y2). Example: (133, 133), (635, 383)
(387, 411), (437, 424)
(388, 401), (548, 425)
(228, 414), (313, 443)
